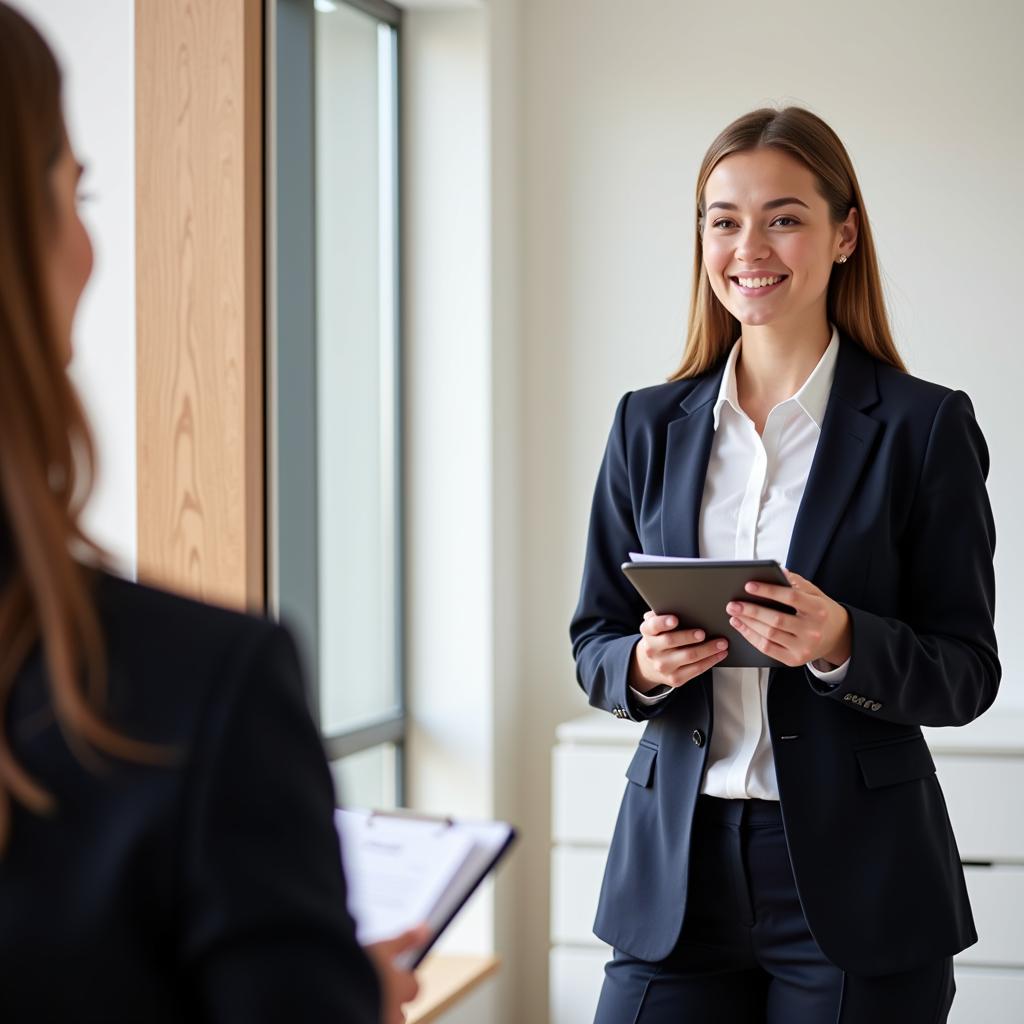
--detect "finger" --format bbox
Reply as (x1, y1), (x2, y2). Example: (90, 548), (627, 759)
(669, 637), (728, 670)
(726, 600), (801, 638)
(654, 627), (706, 650)
(670, 645), (729, 684)
(731, 611), (803, 649)
(742, 579), (807, 610)
(646, 629), (707, 663)
(781, 567), (808, 584)
(397, 924), (431, 951)
(729, 614), (808, 664)
(375, 924), (430, 957)
(782, 568), (822, 596)
(397, 970), (420, 1004)
(640, 614), (679, 637)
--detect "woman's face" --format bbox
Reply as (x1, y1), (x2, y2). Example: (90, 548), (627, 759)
(700, 147), (857, 331)
(46, 135), (94, 364)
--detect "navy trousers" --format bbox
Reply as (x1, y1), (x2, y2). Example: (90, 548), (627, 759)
(593, 794), (955, 1024)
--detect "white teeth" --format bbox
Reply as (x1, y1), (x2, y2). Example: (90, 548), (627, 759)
(736, 275), (783, 288)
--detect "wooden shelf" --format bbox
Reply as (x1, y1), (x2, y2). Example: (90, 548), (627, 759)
(406, 954), (500, 1024)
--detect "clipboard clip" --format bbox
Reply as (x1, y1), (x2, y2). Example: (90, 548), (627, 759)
(368, 808), (455, 832)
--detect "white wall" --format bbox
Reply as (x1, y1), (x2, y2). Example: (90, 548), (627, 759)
(402, 6), (522, 1021)
(517, 0), (1024, 1020)
(13, 0), (137, 573)
(403, 0), (495, 952)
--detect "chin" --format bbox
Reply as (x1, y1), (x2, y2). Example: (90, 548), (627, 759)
(739, 309), (780, 327)
(725, 305), (780, 328)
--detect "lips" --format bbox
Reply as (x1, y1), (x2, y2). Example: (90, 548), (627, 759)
(729, 274), (788, 296)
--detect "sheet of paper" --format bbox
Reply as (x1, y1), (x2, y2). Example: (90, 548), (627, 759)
(335, 809), (476, 946)
(628, 551), (708, 563)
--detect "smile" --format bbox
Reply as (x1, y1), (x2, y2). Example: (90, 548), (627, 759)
(730, 274), (788, 296)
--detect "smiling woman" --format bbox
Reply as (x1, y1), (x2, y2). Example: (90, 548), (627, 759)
(675, 107), (905, 380)
(570, 105), (998, 1024)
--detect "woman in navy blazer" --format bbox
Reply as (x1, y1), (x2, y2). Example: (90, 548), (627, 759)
(0, 6), (421, 1021)
(570, 107), (998, 1023)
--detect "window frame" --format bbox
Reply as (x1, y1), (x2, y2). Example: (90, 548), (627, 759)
(267, 0), (406, 805)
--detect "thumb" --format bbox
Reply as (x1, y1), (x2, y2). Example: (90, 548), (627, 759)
(783, 568), (818, 593)
(372, 923), (431, 958)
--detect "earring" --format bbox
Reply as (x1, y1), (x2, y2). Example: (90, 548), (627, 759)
(837, 254), (849, 264)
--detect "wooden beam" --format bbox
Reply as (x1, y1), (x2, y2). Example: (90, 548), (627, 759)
(135, 0), (264, 610)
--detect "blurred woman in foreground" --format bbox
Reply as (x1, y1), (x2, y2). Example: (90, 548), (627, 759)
(0, 4), (420, 1020)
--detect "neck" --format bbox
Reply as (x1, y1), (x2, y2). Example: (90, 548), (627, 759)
(735, 313), (832, 407)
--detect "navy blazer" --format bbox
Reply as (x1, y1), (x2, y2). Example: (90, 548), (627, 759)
(0, 568), (380, 1023)
(569, 334), (999, 976)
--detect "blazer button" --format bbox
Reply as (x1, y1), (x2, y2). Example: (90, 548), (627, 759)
(692, 729), (705, 748)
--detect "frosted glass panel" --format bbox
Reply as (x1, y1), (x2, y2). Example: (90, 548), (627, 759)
(314, 4), (399, 734)
(331, 744), (399, 812)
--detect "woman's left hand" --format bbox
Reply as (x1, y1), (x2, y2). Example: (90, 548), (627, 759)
(726, 569), (852, 669)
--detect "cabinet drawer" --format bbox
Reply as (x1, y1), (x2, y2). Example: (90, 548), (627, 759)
(551, 846), (607, 945)
(552, 746), (631, 843)
(934, 755), (1024, 861)
(958, 866), (1024, 966)
(950, 967), (1024, 1023)
(549, 858), (1024, 962)
(549, 946), (610, 1024)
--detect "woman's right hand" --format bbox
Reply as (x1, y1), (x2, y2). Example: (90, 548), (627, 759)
(365, 924), (430, 1024)
(629, 611), (729, 694)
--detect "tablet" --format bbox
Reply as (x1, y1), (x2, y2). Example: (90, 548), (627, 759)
(621, 558), (793, 668)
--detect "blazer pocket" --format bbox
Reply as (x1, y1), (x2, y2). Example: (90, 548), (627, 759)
(855, 734), (936, 789)
(625, 741), (657, 788)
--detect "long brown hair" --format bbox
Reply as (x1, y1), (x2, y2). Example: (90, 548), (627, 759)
(0, 2), (158, 851)
(671, 106), (906, 380)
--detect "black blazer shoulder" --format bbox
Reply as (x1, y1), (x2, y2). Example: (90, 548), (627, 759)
(0, 571), (381, 1024)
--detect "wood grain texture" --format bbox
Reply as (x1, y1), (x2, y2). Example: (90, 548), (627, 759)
(135, 0), (264, 610)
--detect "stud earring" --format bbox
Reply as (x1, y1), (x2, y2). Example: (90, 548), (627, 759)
(837, 254), (849, 264)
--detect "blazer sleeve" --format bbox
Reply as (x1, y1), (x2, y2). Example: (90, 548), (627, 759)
(569, 392), (679, 722)
(808, 389), (1000, 727)
(179, 622), (381, 1024)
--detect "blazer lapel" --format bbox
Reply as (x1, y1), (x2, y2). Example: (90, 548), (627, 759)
(785, 337), (881, 583)
(660, 367), (724, 557)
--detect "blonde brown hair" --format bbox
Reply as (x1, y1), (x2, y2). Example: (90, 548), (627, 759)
(671, 106), (906, 380)
(0, 2), (158, 851)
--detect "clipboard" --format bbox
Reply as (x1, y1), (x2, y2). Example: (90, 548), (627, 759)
(621, 556), (794, 668)
(335, 807), (517, 969)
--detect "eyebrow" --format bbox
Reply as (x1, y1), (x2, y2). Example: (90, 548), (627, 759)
(706, 196), (810, 213)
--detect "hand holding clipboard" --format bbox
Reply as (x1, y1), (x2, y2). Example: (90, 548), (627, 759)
(336, 808), (516, 970)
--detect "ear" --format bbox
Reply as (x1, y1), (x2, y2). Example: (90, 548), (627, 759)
(838, 206), (859, 256)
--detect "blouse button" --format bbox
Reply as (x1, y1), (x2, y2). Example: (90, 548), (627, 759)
(692, 729), (706, 748)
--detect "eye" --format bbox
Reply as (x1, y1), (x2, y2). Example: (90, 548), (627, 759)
(711, 218), (736, 229)
(772, 216), (799, 227)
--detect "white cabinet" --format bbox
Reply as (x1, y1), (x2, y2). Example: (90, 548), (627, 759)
(549, 708), (1024, 1023)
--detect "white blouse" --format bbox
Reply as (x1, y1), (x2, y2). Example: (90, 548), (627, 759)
(631, 323), (850, 800)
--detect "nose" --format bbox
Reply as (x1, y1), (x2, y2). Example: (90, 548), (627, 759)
(735, 225), (772, 264)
